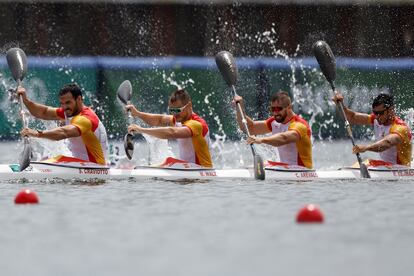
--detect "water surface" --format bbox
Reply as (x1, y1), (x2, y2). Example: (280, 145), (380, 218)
(0, 141), (413, 276)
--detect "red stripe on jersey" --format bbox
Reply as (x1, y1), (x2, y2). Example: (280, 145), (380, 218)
(266, 117), (275, 131)
(369, 113), (376, 124)
(56, 107), (65, 119)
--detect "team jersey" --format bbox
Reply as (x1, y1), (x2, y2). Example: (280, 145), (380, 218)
(266, 114), (313, 169)
(172, 113), (213, 168)
(56, 107), (108, 165)
(369, 114), (412, 166)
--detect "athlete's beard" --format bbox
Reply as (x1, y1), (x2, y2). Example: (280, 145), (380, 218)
(65, 102), (80, 117)
(381, 114), (393, 125)
(274, 113), (286, 123)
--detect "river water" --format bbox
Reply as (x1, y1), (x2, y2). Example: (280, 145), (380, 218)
(0, 140), (413, 276)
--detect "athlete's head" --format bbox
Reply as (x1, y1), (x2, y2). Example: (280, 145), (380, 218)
(372, 93), (395, 125)
(168, 88), (192, 122)
(269, 91), (292, 123)
(59, 83), (83, 117)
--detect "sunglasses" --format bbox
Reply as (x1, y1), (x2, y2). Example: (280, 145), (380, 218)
(168, 103), (189, 115)
(268, 106), (285, 113)
(373, 108), (388, 116)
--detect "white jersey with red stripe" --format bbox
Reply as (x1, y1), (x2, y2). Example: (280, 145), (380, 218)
(266, 115), (313, 169)
(369, 114), (412, 166)
(57, 107), (108, 165)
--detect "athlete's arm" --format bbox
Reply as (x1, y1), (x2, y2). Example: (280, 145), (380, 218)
(341, 106), (371, 125)
(128, 124), (192, 139)
(353, 133), (402, 153)
(248, 120), (272, 135)
(17, 87), (60, 120)
(21, 125), (80, 141)
(125, 104), (172, 126)
(234, 95), (269, 135)
(247, 130), (299, 147)
(332, 92), (370, 125)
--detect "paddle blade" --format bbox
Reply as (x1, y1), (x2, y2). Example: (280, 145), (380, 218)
(117, 80), (132, 105)
(313, 41), (336, 86)
(215, 51), (238, 86)
(253, 154), (265, 180)
(124, 133), (134, 160)
(19, 137), (31, 171)
(6, 48), (28, 82)
(359, 163), (371, 178)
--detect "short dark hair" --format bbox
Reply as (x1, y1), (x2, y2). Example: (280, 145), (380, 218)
(270, 91), (292, 107)
(169, 89), (191, 105)
(59, 83), (82, 99)
(372, 93), (394, 109)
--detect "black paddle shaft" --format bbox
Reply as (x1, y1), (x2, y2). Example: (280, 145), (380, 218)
(336, 101), (365, 165)
(215, 51), (265, 180)
(231, 86), (258, 156)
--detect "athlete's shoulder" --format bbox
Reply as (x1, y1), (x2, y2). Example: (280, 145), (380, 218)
(289, 115), (311, 137)
(292, 115), (310, 128)
(391, 117), (412, 139)
(265, 117), (276, 130)
(184, 113), (208, 136)
(190, 113), (207, 124)
(394, 116), (409, 127)
(80, 107), (98, 118)
(71, 113), (91, 124)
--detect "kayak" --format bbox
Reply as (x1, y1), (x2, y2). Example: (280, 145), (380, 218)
(0, 156), (413, 181)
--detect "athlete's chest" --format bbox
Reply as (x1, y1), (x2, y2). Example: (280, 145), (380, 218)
(374, 121), (392, 139)
(271, 121), (290, 133)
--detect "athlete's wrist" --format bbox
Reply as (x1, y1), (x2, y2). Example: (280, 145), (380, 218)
(132, 109), (140, 118)
(36, 129), (43, 138)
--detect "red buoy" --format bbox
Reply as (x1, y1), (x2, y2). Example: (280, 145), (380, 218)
(14, 189), (39, 204)
(296, 204), (324, 223)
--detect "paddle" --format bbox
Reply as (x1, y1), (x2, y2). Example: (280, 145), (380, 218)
(117, 80), (134, 160)
(313, 40), (371, 178)
(6, 47), (31, 172)
(215, 51), (265, 180)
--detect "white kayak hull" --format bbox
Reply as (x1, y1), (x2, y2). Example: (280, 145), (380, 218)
(0, 162), (413, 181)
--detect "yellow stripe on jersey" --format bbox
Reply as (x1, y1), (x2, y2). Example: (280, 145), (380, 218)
(182, 119), (213, 168)
(288, 118), (313, 169)
(71, 115), (106, 165)
(390, 122), (412, 166)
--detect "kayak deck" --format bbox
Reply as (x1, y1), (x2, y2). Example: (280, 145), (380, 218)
(0, 162), (413, 181)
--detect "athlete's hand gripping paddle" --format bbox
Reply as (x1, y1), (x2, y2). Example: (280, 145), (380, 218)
(313, 40), (371, 178)
(6, 47), (31, 171)
(215, 51), (265, 180)
(117, 80), (134, 160)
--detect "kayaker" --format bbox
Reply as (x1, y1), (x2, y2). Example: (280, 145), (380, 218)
(126, 88), (213, 168)
(333, 92), (412, 166)
(18, 83), (108, 165)
(234, 91), (313, 169)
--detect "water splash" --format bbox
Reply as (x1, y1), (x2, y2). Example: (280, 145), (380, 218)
(402, 108), (414, 136)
